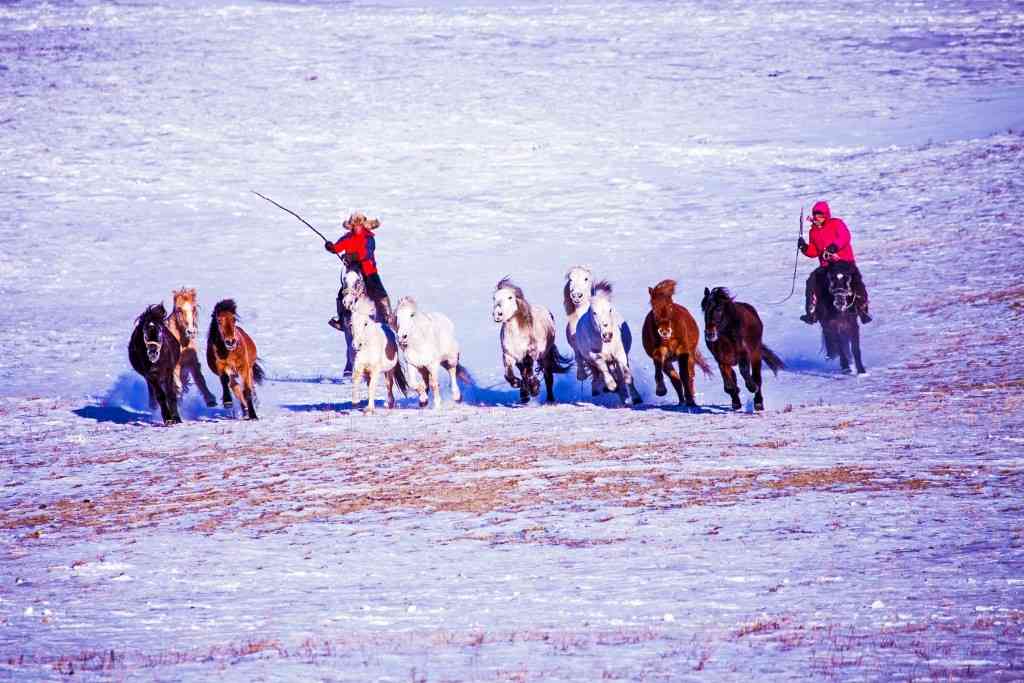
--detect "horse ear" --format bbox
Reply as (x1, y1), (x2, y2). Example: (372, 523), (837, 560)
(704, 287), (710, 296)
(648, 287), (654, 296)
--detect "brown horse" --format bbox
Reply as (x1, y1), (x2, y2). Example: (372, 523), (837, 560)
(701, 287), (785, 411)
(168, 287), (217, 407)
(206, 299), (264, 419)
(642, 279), (711, 407)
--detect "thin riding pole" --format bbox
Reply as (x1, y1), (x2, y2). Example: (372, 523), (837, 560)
(766, 207), (804, 306)
(252, 191), (347, 262)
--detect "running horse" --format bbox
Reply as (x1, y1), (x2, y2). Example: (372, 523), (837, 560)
(642, 279), (711, 407)
(167, 287), (217, 407)
(820, 262), (867, 375)
(206, 299), (265, 419)
(701, 287), (785, 411)
(128, 303), (182, 424)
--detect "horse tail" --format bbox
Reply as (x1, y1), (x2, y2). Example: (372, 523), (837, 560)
(455, 364), (476, 386)
(761, 345), (786, 376)
(693, 346), (713, 377)
(252, 359), (266, 385)
(548, 344), (574, 374)
(392, 362), (410, 397)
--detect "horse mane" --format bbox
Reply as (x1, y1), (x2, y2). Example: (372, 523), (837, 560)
(207, 299), (237, 357)
(593, 279), (613, 297)
(137, 303), (167, 326)
(396, 295), (417, 315)
(562, 281), (574, 315)
(212, 299), (238, 318)
(495, 276), (533, 327)
(651, 279), (676, 301)
(172, 287), (197, 305)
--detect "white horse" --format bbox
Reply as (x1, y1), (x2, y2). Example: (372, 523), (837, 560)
(563, 265), (614, 381)
(394, 296), (469, 409)
(350, 298), (408, 413)
(574, 288), (642, 405)
(492, 277), (572, 404)
(334, 256), (368, 375)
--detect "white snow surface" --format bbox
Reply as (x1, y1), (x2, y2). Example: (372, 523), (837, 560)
(1, 0), (1023, 679)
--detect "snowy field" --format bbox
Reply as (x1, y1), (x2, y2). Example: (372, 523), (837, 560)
(2, 0), (1024, 679)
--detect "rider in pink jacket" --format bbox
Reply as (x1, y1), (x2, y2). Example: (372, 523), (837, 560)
(798, 201), (871, 324)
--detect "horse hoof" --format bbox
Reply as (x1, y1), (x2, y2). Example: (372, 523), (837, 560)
(519, 394), (530, 404)
(841, 367), (853, 375)
(754, 402), (764, 412)
(655, 385), (667, 397)
(418, 399), (428, 408)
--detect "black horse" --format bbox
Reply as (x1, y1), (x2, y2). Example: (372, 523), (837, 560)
(819, 262), (867, 375)
(701, 287), (785, 411)
(128, 303), (182, 424)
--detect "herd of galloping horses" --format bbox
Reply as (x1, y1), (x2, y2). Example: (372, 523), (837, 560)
(128, 259), (866, 424)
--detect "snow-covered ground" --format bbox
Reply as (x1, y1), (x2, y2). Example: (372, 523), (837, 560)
(2, 0), (1023, 679)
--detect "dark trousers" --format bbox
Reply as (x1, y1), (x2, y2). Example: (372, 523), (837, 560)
(805, 264), (869, 316)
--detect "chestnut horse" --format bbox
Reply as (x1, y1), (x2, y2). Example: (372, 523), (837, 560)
(642, 279), (711, 407)
(167, 287), (217, 407)
(701, 287), (785, 411)
(206, 299), (264, 419)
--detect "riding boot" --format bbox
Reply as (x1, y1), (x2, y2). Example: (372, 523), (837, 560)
(800, 293), (818, 325)
(329, 291), (345, 331)
(328, 317), (344, 331)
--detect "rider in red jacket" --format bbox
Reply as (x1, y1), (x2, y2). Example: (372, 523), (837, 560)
(798, 201), (871, 324)
(325, 211), (395, 327)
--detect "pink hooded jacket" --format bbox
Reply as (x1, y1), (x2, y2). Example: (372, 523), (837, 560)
(803, 201), (856, 267)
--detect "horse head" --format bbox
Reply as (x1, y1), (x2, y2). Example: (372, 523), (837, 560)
(350, 297), (377, 351)
(139, 303), (168, 363)
(211, 299), (240, 352)
(172, 287), (199, 341)
(649, 279), (677, 341)
(589, 292), (618, 344)
(341, 269), (366, 312)
(493, 277), (531, 326)
(564, 266), (593, 310)
(701, 287), (732, 343)
(826, 263), (856, 313)
(394, 296), (418, 347)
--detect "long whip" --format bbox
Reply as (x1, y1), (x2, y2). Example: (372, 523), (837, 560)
(766, 207), (804, 306)
(251, 190), (345, 262)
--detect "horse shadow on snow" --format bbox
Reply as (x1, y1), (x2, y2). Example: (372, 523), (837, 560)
(75, 372), (235, 424)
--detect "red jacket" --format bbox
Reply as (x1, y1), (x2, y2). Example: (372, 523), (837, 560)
(803, 201), (855, 267)
(327, 230), (378, 276)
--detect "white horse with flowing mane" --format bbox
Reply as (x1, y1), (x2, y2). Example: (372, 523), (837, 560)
(563, 265), (613, 381)
(394, 296), (470, 409)
(574, 285), (642, 405)
(492, 277), (573, 404)
(350, 298), (409, 413)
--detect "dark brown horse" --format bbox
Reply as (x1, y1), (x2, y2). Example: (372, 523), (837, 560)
(642, 279), (711, 407)
(206, 299), (265, 419)
(821, 262), (867, 375)
(128, 303), (182, 424)
(701, 287), (785, 411)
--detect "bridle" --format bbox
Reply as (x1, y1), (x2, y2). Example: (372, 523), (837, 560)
(144, 321), (164, 362)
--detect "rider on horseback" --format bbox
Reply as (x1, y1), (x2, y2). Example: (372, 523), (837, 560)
(325, 211), (395, 328)
(798, 201), (871, 325)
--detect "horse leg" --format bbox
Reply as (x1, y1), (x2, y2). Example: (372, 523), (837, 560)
(738, 356), (756, 394)
(366, 370), (379, 413)
(617, 353), (642, 405)
(189, 354), (218, 407)
(146, 379), (158, 410)
(523, 356), (540, 398)
(504, 356), (522, 389)
(218, 372), (233, 411)
(749, 350), (765, 412)
(543, 355), (556, 404)
(838, 323), (853, 374)
(229, 375), (247, 418)
(414, 367), (430, 408)
(718, 361), (741, 410)
(664, 355), (685, 405)
(241, 366), (258, 420)
(653, 356), (667, 396)
(150, 377), (173, 424)
(851, 322), (867, 375)
(444, 359), (462, 403)
(343, 323), (355, 376)
(385, 369), (396, 409)
(679, 353), (698, 408)
(429, 363), (442, 410)
(352, 367), (363, 411)
(516, 360), (531, 403)
(593, 356), (617, 393)
(173, 364), (184, 401)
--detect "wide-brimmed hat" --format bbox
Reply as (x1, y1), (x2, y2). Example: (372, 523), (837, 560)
(343, 211), (381, 230)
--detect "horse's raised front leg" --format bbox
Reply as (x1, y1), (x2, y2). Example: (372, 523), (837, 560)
(591, 355), (617, 393)
(664, 353), (685, 405)
(851, 321), (867, 375)
(229, 376), (247, 418)
(652, 354), (667, 397)
(718, 360), (741, 410)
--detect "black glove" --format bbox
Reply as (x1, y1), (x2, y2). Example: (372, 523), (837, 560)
(323, 240), (334, 252)
(824, 243), (838, 255)
(797, 237), (808, 253)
